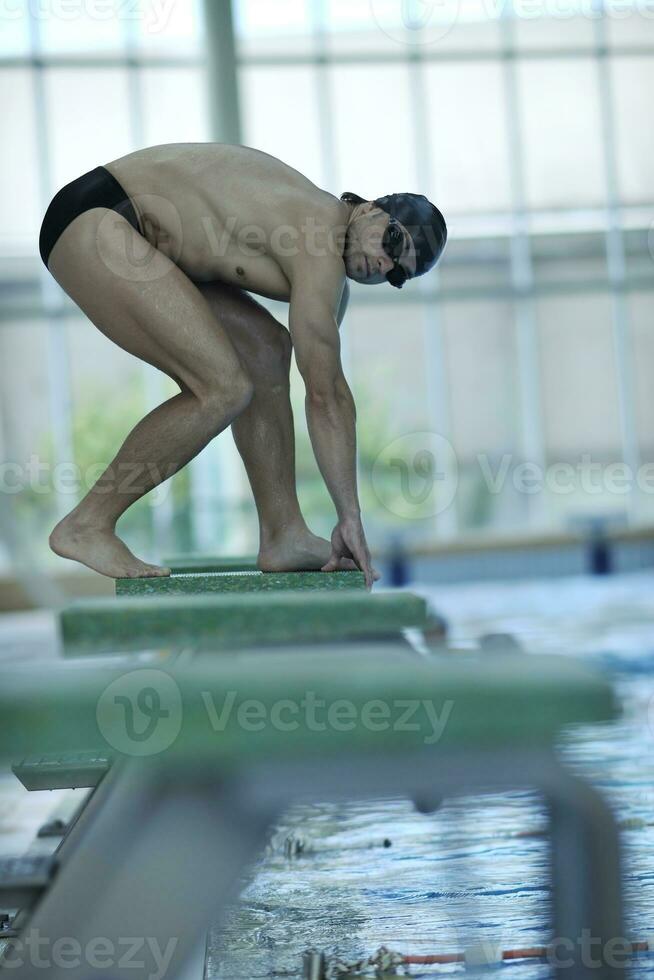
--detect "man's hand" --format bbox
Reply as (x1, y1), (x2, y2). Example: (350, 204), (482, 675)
(322, 517), (379, 590)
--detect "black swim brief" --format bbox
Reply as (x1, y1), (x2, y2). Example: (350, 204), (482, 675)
(39, 165), (142, 268)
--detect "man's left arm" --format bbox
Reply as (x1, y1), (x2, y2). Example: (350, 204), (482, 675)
(287, 260), (376, 587)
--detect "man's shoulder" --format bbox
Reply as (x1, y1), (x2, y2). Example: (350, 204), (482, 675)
(283, 193), (347, 274)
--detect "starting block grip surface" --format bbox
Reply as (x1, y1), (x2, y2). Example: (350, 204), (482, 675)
(116, 569), (365, 597)
(163, 555), (259, 574)
(61, 590), (426, 656)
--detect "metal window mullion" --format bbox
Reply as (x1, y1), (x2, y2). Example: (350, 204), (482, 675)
(195, 0), (247, 554)
(123, 5), (176, 556)
(232, 42), (654, 68)
(501, 13), (548, 530)
(408, 49), (458, 541)
(5, 41), (654, 69)
(6, 267), (654, 324)
(309, 0), (337, 190)
(204, 0), (242, 145)
(310, 0), (351, 374)
(28, 11), (76, 537)
(0, 54), (204, 68)
(594, 14), (640, 525)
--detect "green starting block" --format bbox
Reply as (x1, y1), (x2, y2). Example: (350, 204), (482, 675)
(115, 569), (365, 596)
(61, 590), (426, 657)
(163, 555), (259, 574)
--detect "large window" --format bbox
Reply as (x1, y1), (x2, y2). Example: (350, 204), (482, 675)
(1, 0), (653, 575)
(236, 2), (654, 540)
(0, 0), (211, 572)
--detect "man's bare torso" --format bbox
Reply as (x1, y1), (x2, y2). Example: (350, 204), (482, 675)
(106, 143), (346, 301)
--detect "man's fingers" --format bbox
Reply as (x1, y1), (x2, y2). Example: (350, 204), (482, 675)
(321, 554), (340, 573)
(351, 544), (374, 590)
(323, 557), (359, 574)
(325, 522), (376, 588)
(357, 548), (375, 590)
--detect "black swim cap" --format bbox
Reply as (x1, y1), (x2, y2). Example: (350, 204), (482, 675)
(373, 192), (447, 285)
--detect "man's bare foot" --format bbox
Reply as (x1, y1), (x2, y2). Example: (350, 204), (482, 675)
(50, 516), (171, 580)
(258, 526), (357, 573)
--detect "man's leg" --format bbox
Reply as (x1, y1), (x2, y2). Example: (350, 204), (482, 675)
(197, 282), (354, 571)
(46, 210), (253, 579)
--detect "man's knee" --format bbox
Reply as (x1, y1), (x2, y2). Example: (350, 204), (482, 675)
(229, 371), (255, 414)
(196, 368), (253, 421)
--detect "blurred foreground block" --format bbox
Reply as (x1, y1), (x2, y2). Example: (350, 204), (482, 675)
(12, 751), (111, 790)
(0, 651), (622, 980)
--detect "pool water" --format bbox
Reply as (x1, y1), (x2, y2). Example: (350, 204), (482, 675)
(207, 571), (654, 979)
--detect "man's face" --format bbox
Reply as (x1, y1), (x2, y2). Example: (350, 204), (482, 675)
(343, 204), (417, 285)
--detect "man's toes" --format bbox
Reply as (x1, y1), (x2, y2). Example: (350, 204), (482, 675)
(135, 564), (170, 578)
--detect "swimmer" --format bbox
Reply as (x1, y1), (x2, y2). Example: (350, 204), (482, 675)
(40, 144), (447, 587)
